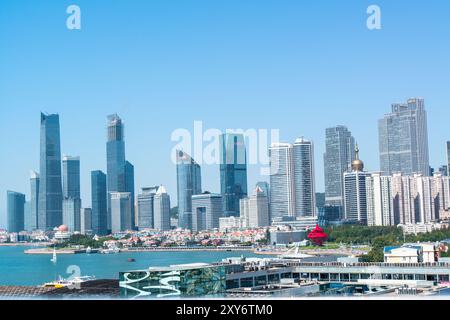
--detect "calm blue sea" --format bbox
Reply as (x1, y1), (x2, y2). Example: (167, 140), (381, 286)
(0, 246), (268, 286)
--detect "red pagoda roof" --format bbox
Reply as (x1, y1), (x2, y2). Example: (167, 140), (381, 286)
(307, 224), (328, 240)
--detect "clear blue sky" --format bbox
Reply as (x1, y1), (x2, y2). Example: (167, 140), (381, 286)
(1, 0), (450, 228)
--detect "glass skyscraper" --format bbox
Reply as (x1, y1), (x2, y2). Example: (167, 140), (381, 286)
(219, 133), (248, 217)
(30, 171), (40, 231)
(38, 113), (63, 230)
(7, 191), (25, 233)
(62, 156), (81, 232)
(323, 126), (355, 211)
(62, 156), (80, 199)
(106, 114), (126, 231)
(378, 98), (430, 176)
(176, 150), (202, 230)
(110, 192), (132, 233)
(91, 170), (108, 235)
(125, 161), (135, 230)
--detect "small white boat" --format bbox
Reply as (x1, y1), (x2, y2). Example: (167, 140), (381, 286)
(50, 247), (57, 263)
(86, 246), (92, 254)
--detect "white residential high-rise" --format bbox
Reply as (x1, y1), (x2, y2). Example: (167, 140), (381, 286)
(366, 173), (393, 226)
(248, 187), (270, 227)
(269, 138), (316, 222)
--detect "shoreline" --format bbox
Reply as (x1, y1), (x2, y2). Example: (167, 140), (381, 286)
(0, 242), (51, 247)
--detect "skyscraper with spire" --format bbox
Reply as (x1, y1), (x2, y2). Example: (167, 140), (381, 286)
(343, 144), (370, 224)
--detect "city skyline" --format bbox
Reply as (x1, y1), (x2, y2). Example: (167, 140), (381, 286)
(2, 1), (450, 228)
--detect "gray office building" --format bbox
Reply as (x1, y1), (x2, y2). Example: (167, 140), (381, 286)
(38, 113), (63, 230)
(7, 191), (26, 233)
(176, 150), (202, 230)
(378, 98), (430, 176)
(137, 187), (158, 229)
(447, 141), (450, 176)
(324, 126), (355, 212)
(30, 171), (40, 231)
(192, 193), (223, 232)
(125, 161), (135, 230)
(81, 208), (92, 235)
(63, 198), (81, 232)
(153, 186), (171, 231)
(110, 192), (132, 233)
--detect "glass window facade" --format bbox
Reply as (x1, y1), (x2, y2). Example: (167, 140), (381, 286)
(120, 265), (226, 298)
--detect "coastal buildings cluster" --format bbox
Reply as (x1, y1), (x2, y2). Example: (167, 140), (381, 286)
(4, 98), (450, 241)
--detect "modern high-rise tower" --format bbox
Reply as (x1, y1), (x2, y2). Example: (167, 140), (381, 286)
(176, 150), (202, 230)
(293, 138), (316, 217)
(106, 114), (126, 231)
(125, 160), (135, 230)
(30, 171), (40, 231)
(378, 98), (430, 176)
(7, 191), (25, 233)
(91, 170), (108, 235)
(62, 156), (81, 232)
(219, 133), (248, 217)
(38, 113), (63, 230)
(323, 126), (355, 212)
(447, 141), (450, 177)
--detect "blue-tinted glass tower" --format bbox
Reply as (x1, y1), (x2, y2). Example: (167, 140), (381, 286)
(91, 170), (108, 235)
(176, 150), (202, 230)
(219, 133), (248, 217)
(38, 113), (63, 230)
(7, 191), (25, 233)
(125, 161), (135, 230)
(106, 114), (126, 232)
(62, 156), (80, 199)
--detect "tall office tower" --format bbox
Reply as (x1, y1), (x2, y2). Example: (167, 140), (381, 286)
(248, 186), (270, 227)
(30, 171), (40, 231)
(269, 143), (295, 219)
(153, 186), (171, 231)
(62, 156), (80, 198)
(447, 141), (450, 176)
(219, 133), (248, 217)
(378, 98), (430, 176)
(110, 192), (132, 233)
(343, 145), (370, 224)
(137, 187), (158, 229)
(24, 201), (31, 231)
(323, 126), (355, 215)
(38, 113), (63, 231)
(293, 138), (316, 217)
(81, 208), (92, 235)
(192, 193), (223, 232)
(62, 156), (81, 232)
(176, 150), (202, 230)
(439, 165), (448, 177)
(7, 191), (25, 233)
(91, 170), (108, 235)
(63, 198), (81, 232)
(125, 161), (135, 230)
(106, 114), (126, 231)
(366, 173), (393, 226)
